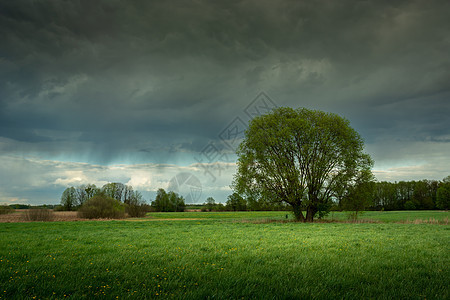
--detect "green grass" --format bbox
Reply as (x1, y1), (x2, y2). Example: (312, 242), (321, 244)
(145, 210), (449, 223)
(326, 210), (449, 223)
(146, 210), (292, 220)
(0, 212), (449, 299)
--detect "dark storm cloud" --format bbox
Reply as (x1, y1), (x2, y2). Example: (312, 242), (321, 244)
(1, 0), (449, 201)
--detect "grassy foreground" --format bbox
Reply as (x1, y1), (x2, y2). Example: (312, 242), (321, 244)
(0, 212), (449, 299)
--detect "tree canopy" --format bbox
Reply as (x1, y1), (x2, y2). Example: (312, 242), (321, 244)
(151, 188), (185, 212)
(233, 107), (373, 222)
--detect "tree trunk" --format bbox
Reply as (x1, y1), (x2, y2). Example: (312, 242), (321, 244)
(292, 204), (305, 222)
(305, 206), (317, 222)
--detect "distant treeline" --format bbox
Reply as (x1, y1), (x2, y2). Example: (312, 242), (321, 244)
(1, 204), (57, 210)
(198, 194), (290, 212)
(59, 183), (145, 211)
(207, 178), (450, 212)
(3, 177), (449, 214)
(339, 178), (450, 211)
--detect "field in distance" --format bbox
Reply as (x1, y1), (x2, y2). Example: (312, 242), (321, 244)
(0, 211), (448, 299)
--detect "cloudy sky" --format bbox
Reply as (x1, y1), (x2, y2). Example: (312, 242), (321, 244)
(1, 0), (449, 205)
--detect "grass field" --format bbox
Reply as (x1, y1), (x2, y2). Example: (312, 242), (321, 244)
(145, 210), (449, 223)
(1, 211), (448, 299)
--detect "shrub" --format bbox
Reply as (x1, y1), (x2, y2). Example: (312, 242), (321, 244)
(0, 205), (14, 215)
(78, 195), (126, 219)
(126, 204), (148, 218)
(126, 200), (149, 218)
(23, 209), (54, 221)
(125, 191), (148, 218)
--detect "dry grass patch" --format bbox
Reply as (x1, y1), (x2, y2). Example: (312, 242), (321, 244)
(399, 217), (449, 225)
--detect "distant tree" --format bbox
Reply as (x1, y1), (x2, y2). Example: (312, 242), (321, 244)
(75, 185), (89, 206)
(85, 184), (100, 200)
(436, 177), (450, 210)
(152, 188), (169, 212)
(102, 183), (126, 202)
(123, 185), (135, 204)
(61, 187), (77, 211)
(151, 188), (185, 212)
(226, 193), (247, 211)
(412, 180), (434, 210)
(372, 182), (398, 210)
(205, 197), (216, 211)
(233, 107), (373, 221)
(168, 191), (185, 212)
(340, 170), (376, 220)
(245, 195), (260, 211)
(397, 181), (414, 208)
(126, 190), (147, 217)
(71, 184), (101, 207)
(215, 203), (226, 211)
(8, 204), (31, 209)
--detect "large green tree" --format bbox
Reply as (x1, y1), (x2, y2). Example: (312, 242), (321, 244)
(233, 107), (373, 222)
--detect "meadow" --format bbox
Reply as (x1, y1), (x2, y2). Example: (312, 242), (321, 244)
(0, 211), (448, 299)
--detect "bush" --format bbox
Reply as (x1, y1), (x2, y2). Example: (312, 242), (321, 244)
(126, 204), (148, 217)
(125, 191), (148, 218)
(0, 205), (14, 215)
(23, 209), (54, 221)
(78, 195), (126, 219)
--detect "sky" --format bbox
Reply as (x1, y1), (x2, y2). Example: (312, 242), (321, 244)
(1, 0), (449, 205)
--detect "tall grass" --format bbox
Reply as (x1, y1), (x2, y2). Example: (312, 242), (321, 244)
(23, 208), (54, 221)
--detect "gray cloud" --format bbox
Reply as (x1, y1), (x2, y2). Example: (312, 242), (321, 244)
(1, 0), (449, 203)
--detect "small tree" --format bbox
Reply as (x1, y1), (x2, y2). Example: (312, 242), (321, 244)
(340, 170), (375, 221)
(168, 191), (185, 212)
(61, 187), (77, 211)
(152, 188), (169, 212)
(126, 191), (147, 217)
(151, 188), (185, 212)
(205, 197), (216, 211)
